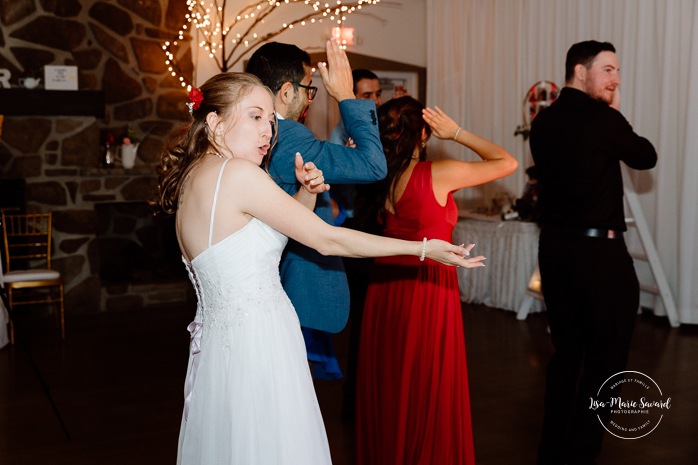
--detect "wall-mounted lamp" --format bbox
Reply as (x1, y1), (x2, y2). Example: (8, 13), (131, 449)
(332, 26), (355, 46)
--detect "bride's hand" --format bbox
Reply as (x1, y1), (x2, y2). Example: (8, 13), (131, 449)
(425, 240), (486, 268)
(295, 152), (330, 194)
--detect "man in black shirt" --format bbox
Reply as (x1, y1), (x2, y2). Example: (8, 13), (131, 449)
(530, 40), (657, 465)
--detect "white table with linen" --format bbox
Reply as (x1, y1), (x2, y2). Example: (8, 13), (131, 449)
(454, 211), (543, 314)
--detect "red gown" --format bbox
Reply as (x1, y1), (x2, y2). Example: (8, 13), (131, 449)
(356, 162), (475, 465)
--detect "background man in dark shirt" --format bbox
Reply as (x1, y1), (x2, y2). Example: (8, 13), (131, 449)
(530, 40), (657, 465)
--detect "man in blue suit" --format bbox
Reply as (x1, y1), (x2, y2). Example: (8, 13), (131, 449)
(246, 39), (386, 335)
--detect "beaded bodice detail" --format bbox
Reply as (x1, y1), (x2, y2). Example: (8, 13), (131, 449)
(181, 158), (291, 330)
(185, 218), (290, 328)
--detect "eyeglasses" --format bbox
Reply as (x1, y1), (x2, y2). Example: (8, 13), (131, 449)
(292, 82), (318, 100)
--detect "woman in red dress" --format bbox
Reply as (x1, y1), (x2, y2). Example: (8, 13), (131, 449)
(355, 97), (518, 465)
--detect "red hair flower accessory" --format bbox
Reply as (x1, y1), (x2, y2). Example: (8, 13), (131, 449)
(187, 87), (204, 115)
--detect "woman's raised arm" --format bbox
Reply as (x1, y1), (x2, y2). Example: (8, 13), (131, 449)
(423, 106), (518, 198)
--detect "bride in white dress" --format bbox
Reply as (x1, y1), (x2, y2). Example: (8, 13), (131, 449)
(153, 60), (485, 464)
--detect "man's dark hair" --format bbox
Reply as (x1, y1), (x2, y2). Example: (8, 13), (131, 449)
(352, 69), (379, 94)
(246, 42), (311, 94)
(565, 40), (616, 83)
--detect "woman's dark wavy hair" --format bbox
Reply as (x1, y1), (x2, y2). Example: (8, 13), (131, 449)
(355, 96), (431, 232)
(151, 72), (277, 216)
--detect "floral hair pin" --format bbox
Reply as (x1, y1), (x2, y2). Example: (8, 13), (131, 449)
(187, 87), (204, 115)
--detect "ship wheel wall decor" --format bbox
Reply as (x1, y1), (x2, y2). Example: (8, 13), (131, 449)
(514, 80), (559, 140)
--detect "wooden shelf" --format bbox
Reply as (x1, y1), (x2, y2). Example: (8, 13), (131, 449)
(0, 89), (105, 117)
(80, 166), (154, 176)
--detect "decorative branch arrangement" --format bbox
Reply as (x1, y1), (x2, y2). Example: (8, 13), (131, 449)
(163, 0), (383, 89)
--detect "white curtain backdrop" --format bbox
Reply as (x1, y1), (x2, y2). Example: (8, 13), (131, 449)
(425, 0), (698, 323)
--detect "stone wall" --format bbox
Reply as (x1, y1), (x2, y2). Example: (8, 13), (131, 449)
(0, 0), (195, 314)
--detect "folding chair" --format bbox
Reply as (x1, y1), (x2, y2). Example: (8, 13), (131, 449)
(1, 211), (65, 344)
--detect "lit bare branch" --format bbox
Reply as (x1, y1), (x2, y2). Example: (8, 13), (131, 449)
(163, 0), (385, 89)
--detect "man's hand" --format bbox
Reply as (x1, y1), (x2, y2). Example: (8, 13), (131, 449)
(295, 152), (330, 194)
(318, 39), (355, 103)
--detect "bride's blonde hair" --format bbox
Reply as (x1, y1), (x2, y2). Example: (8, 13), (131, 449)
(152, 73), (276, 216)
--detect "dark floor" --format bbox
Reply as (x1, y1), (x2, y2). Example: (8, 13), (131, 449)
(1, 303), (696, 464)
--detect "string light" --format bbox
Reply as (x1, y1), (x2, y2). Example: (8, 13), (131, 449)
(163, 0), (381, 90)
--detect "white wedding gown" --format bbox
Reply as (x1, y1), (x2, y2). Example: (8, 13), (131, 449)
(177, 159), (332, 464)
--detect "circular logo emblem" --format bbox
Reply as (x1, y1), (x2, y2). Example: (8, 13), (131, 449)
(590, 371), (671, 439)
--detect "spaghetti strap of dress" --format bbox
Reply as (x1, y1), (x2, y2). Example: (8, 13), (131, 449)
(208, 158), (231, 248)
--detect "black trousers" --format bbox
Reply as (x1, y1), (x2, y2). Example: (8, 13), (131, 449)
(536, 229), (639, 465)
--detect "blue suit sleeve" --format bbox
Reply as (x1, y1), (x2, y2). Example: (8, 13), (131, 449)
(268, 99), (386, 191)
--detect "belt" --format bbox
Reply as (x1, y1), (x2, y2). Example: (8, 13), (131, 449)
(542, 224), (623, 239)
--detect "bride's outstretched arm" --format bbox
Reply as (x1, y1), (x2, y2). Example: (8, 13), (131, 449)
(231, 158), (485, 268)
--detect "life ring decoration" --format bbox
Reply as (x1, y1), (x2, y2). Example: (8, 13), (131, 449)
(514, 80), (559, 140)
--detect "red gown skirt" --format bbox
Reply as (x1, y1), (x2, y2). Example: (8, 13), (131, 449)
(356, 162), (475, 465)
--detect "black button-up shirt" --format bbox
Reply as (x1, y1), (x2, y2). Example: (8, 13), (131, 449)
(530, 87), (657, 231)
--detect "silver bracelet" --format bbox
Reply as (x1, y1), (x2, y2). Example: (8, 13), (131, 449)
(453, 127), (462, 142)
(420, 237), (428, 261)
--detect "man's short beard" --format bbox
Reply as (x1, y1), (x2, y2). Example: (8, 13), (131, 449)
(288, 100), (310, 122)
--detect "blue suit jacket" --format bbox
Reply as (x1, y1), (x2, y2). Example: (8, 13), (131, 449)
(269, 99), (386, 332)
